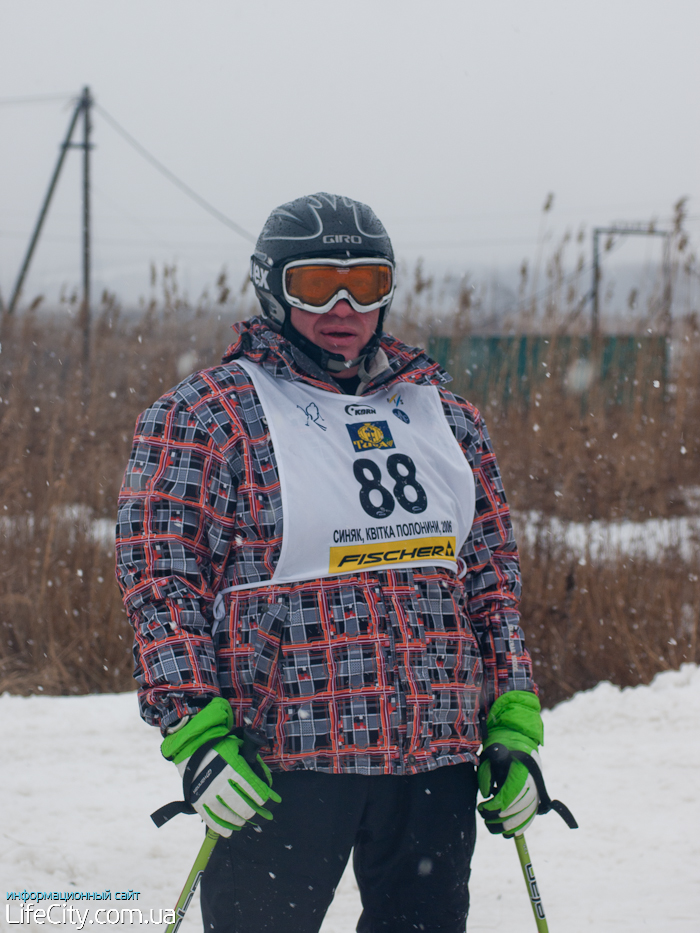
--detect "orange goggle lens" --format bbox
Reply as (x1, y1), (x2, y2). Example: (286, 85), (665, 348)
(285, 263), (393, 307)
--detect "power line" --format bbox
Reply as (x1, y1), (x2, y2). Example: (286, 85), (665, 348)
(494, 236), (629, 320)
(93, 103), (256, 244)
(0, 93), (74, 106)
(396, 236), (539, 250)
(92, 184), (187, 252)
(0, 228), (252, 251)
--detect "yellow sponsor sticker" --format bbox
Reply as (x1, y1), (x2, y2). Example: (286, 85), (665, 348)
(329, 536), (456, 573)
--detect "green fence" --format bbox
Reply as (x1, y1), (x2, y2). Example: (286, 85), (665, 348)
(426, 334), (668, 408)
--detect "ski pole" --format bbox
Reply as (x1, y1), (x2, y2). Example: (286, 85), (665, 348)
(153, 726), (269, 933)
(165, 827), (219, 933)
(514, 833), (548, 933)
(479, 744), (578, 932)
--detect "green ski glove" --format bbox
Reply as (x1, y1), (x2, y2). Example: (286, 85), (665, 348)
(161, 698), (281, 838)
(477, 691), (544, 837)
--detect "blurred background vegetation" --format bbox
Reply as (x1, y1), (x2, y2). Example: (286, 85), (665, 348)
(1, 229), (698, 706)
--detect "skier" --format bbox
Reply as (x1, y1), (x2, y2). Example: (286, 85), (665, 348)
(116, 193), (545, 933)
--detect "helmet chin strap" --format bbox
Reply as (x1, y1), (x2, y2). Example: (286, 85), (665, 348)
(281, 316), (381, 378)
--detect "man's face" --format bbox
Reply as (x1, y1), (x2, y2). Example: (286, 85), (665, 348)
(289, 300), (379, 376)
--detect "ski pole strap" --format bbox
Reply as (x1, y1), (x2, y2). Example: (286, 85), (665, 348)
(150, 726), (269, 828)
(481, 743), (578, 829)
(150, 800), (193, 828)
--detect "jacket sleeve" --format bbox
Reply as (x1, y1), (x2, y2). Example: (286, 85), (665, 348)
(440, 389), (536, 709)
(115, 382), (238, 732)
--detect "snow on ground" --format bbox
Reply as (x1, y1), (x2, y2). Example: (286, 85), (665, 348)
(1, 666), (699, 932)
(4, 510), (699, 564)
(512, 512), (700, 563)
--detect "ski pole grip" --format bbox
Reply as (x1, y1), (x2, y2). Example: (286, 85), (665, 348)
(241, 727), (267, 766)
(151, 727), (271, 829)
(481, 744), (578, 830)
(481, 742), (513, 794)
(150, 739), (218, 828)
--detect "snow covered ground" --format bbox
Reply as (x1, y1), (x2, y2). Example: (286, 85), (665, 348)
(99, 510), (700, 563)
(5, 508), (700, 564)
(511, 512), (700, 563)
(1, 665), (698, 932)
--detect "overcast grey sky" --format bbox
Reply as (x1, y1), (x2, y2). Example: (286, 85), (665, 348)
(1, 0), (698, 306)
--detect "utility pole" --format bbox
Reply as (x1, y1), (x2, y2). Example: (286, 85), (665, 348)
(78, 86), (92, 363)
(6, 86), (94, 362)
(592, 229), (601, 337)
(591, 224), (671, 337)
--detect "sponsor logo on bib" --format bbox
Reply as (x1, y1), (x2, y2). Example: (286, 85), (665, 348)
(345, 403), (377, 416)
(346, 421), (395, 452)
(329, 536), (456, 573)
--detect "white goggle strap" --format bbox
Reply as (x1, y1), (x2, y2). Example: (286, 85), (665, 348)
(287, 288), (390, 315)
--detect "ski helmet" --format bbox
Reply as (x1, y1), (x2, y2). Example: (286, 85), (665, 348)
(250, 193), (395, 373)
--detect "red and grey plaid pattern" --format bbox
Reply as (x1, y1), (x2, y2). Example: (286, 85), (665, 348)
(116, 318), (534, 775)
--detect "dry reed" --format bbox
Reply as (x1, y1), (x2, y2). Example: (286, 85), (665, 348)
(0, 265), (698, 705)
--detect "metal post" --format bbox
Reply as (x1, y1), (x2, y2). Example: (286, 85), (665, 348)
(7, 94), (84, 315)
(591, 228), (601, 338)
(590, 224), (672, 338)
(79, 86), (92, 363)
(661, 233), (672, 327)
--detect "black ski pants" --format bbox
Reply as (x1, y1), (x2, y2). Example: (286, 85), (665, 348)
(201, 762), (478, 933)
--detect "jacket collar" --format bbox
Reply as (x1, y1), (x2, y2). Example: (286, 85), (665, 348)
(221, 317), (451, 395)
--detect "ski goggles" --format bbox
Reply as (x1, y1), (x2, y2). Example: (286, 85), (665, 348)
(282, 258), (395, 314)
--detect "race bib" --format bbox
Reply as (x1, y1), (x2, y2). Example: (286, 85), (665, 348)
(232, 359), (475, 588)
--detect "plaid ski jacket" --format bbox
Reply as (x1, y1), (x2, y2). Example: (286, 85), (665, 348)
(115, 318), (535, 775)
